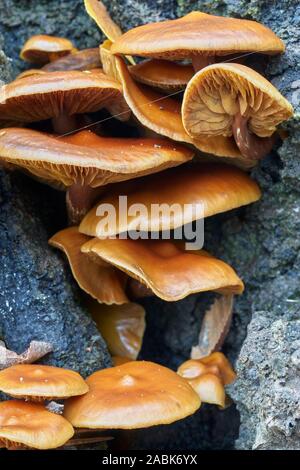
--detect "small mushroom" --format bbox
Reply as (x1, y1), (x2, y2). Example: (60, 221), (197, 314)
(0, 364), (88, 401)
(115, 56), (241, 159)
(0, 128), (193, 223)
(111, 12), (285, 71)
(20, 34), (76, 65)
(63, 361), (200, 429)
(182, 63), (293, 160)
(80, 163), (261, 237)
(0, 400), (74, 450)
(0, 70), (129, 134)
(49, 227), (128, 304)
(86, 299), (146, 359)
(81, 238), (244, 301)
(43, 48), (101, 72)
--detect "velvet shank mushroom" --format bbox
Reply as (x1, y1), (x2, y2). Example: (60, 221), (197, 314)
(0, 401), (74, 450)
(0, 127), (193, 223)
(111, 12), (285, 71)
(63, 361), (200, 428)
(49, 227), (128, 304)
(80, 163), (261, 237)
(87, 300), (146, 359)
(20, 34), (75, 65)
(115, 56), (241, 159)
(43, 48), (101, 72)
(81, 238), (244, 301)
(182, 63), (293, 160)
(0, 364), (88, 401)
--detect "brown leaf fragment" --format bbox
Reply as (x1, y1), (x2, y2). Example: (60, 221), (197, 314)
(0, 341), (53, 369)
(191, 295), (234, 359)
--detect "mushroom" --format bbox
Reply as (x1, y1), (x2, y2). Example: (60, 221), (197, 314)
(86, 299), (146, 359)
(0, 364), (88, 401)
(0, 127), (193, 223)
(0, 400), (74, 450)
(20, 34), (76, 65)
(63, 361), (200, 429)
(84, 0), (122, 43)
(111, 11), (285, 72)
(182, 63), (293, 161)
(49, 227), (128, 304)
(0, 69), (130, 134)
(80, 238), (244, 301)
(177, 352), (236, 407)
(43, 48), (101, 72)
(115, 56), (241, 159)
(112, 356), (133, 366)
(100, 39), (120, 81)
(79, 163), (261, 237)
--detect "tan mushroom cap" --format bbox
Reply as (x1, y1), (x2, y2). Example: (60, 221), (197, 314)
(0, 128), (193, 190)
(116, 56), (241, 158)
(49, 227), (128, 305)
(0, 70), (128, 123)
(80, 163), (261, 237)
(129, 59), (194, 92)
(43, 48), (101, 72)
(20, 35), (75, 64)
(111, 11), (284, 59)
(63, 361), (201, 429)
(0, 400), (74, 450)
(182, 63), (293, 140)
(187, 374), (226, 407)
(0, 364), (88, 401)
(84, 0), (122, 42)
(16, 69), (46, 80)
(87, 300), (146, 359)
(178, 353), (236, 386)
(81, 238), (244, 301)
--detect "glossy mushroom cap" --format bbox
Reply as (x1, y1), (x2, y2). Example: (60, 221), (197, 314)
(87, 300), (146, 359)
(81, 238), (244, 301)
(80, 163), (261, 237)
(182, 63), (293, 160)
(111, 11), (284, 59)
(49, 227), (128, 305)
(20, 35), (75, 64)
(115, 56), (241, 159)
(43, 48), (101, 72)
(63, 361), (200, 429)
(0, 364), (88, 401)
(0, 400), (74, 450)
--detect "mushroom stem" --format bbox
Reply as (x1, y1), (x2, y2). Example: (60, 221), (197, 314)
(191, 55), (215, 72)
(66, 184), (103, 225)
(232, 112), (278, 160)
(52, 114), (79, 135)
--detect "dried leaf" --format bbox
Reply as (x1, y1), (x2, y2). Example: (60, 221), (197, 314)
(191, 295), (234, 359)
(0, 340), (53, 369)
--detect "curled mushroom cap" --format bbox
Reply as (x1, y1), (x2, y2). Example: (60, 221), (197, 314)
(80, 163), (261, 237)
(0, 364), (88, 401)
(0, 400), (74, 450)
(20, 34), (75, 64)
(49, 227), (128, 304)
(182, 63), (293, 160)
(81, 238), (244, 301)
(43, 48), (101, 72)
(111, 11), (284, 62)
(0, 127), (192, 223)
(0, 70), (128, 125)
(116, 56), (241, 158)
(87, 300), (146, 359)
(63, 361), (200, 429)
(84, 0), (122, 42)
(129, 59), (194, 92)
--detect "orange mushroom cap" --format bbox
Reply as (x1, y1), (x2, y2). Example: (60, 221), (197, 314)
(87, 300), (146, 359)
(0, 70), (128, 124)
(81, 238), (244, 301)
(43, 48), (101, 72)
(63, 361), (200, 429)
(49, 227), (128, 305)
(0, 400), (74, 450)
(111, 12), (284, 59)
(84, 0), (122, 42)
(0, 364), (88, 401)
(20, 34), (75, 64)
(80, 163), (261, 237)
(115, 56), (241, 158)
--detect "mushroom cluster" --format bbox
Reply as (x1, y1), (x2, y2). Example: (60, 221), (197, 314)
(0, 0), (294, 448)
